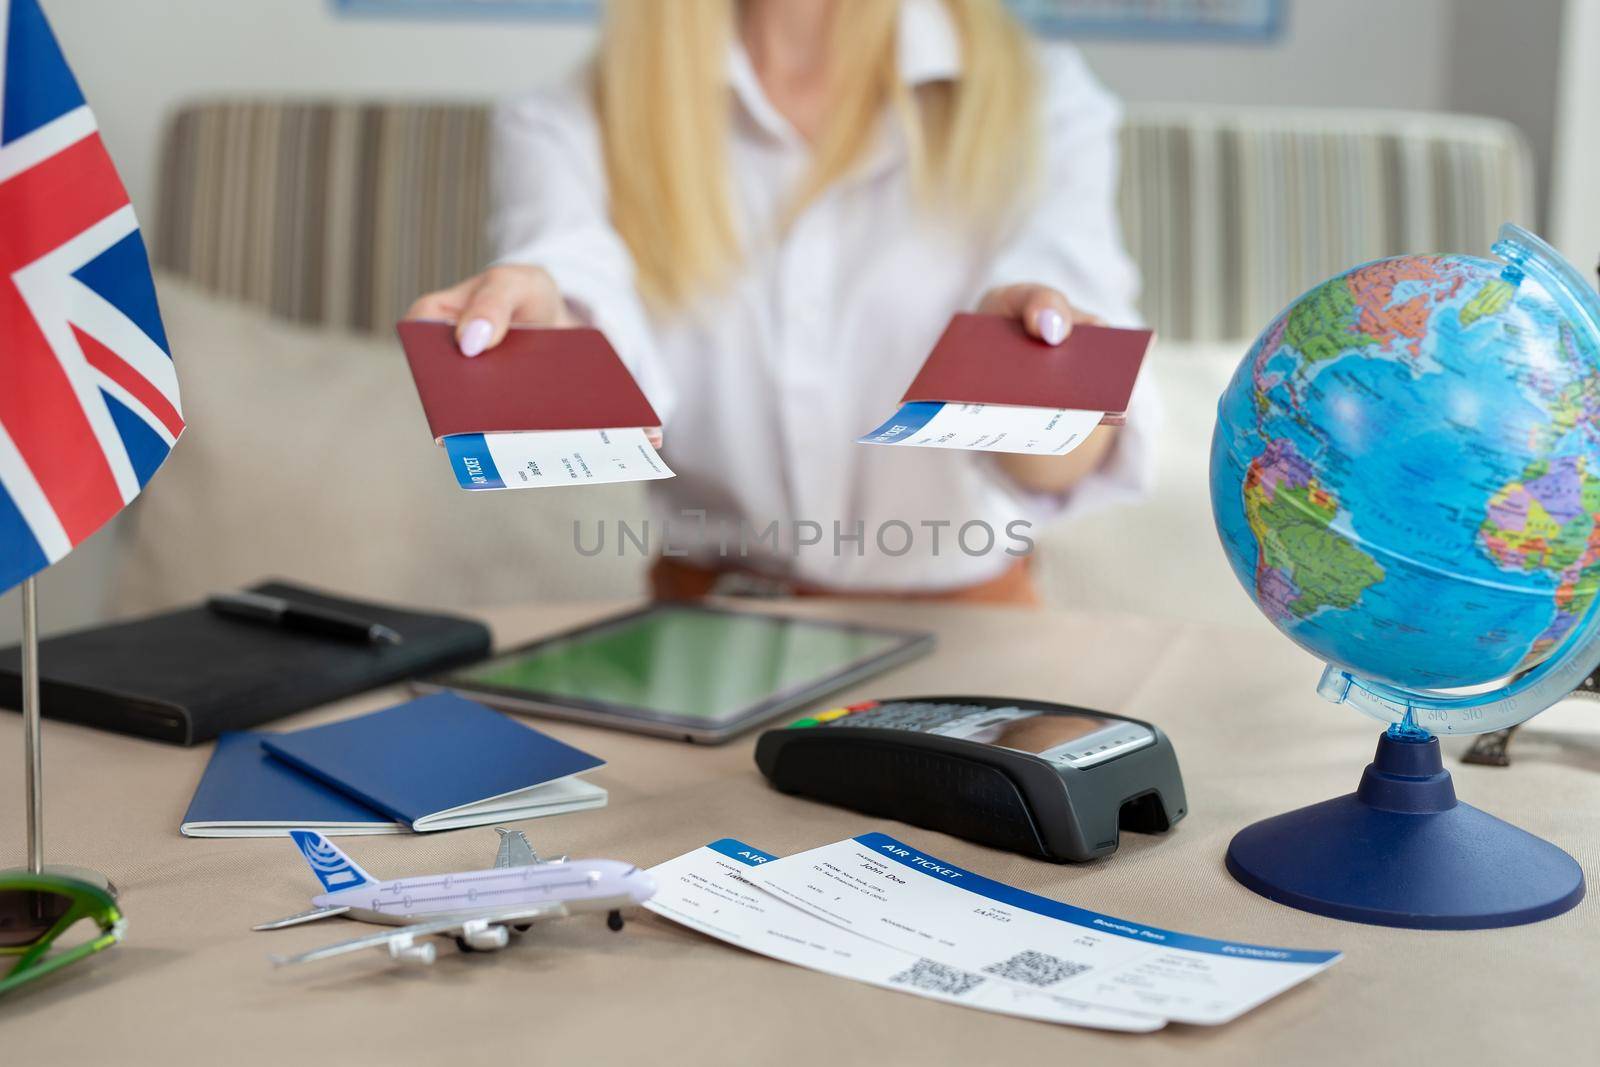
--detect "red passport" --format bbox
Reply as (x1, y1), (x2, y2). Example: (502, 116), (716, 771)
(901, 314), (1153, 424)
(396, 320), (661, 442)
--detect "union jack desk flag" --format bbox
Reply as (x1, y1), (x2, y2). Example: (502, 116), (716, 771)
(0, 0), (182, 594)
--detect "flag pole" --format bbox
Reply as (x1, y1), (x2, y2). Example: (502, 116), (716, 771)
(8, 575), (112, 894)
(20, 576), (43, 874)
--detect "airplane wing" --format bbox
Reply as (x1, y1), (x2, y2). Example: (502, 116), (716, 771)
(268, 902), (570, 967)
(253, 906), (352, 931)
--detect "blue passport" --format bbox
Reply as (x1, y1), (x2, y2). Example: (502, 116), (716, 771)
(259, 691), (607, 832)
(181, 732), (404, 837)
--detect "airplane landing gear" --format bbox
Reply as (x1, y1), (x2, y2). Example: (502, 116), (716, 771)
(607, 909), (624, 932)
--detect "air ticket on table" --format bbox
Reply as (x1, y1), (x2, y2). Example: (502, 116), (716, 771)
(744, 833), (1341, 1026)
(858, 402), (1104, 455)
(442, 428), (674, 490)
(645, 839), (1163, 1032)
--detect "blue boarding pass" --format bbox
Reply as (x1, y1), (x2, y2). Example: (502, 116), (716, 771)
(859, 401), (1104, 455)
(645, 838), (1163, 1032)
(746, 832), (1341, 1026)
(443, 428), (674, 490)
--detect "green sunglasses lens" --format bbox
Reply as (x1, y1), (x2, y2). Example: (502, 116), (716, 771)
(0, 888), (75, 949)
(0, 876), (124, 996)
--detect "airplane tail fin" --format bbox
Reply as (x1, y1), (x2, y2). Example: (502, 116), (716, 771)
(288, 830), (377, 893)
(494, 827), (539, 868)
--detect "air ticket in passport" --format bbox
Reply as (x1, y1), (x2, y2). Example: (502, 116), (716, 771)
(742, 833), (1341, 1027)
(645, 839), (1163, 1032)
(442, 428), (674, 490)
(858, 402), (1105, 455)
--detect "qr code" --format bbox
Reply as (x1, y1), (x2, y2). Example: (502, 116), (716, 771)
(982, 950), (1090, 987)
(888, 958), (986, 997)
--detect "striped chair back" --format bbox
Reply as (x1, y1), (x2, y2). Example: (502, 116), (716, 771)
(1120, 107), (1534, 340)
(154, 99), (1533, 343)
(156, 102), (492, 335)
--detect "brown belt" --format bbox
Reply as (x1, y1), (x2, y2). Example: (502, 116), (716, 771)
(648, 556), (1041, 606)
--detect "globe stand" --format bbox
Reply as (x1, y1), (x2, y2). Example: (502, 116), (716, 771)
(1226, 730), (1584, 929)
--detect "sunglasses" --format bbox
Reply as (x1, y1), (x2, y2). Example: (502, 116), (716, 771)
(0, 873), (125, 996)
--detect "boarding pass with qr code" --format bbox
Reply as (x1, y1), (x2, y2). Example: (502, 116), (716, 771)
(744, 833), (1341, 1026)
(644, 839), (1163, 1032)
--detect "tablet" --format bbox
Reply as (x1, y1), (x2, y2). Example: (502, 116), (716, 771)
(418, 603), (934, 743)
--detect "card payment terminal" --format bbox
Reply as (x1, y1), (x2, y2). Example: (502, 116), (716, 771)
(754, 696), (1186, 863)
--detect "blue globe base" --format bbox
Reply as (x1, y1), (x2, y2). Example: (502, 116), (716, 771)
(1226, 732), (1584, 929)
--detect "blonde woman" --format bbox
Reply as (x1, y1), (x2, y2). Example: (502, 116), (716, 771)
(408, 0), (1155, 604)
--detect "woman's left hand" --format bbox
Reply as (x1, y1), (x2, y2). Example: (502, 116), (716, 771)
(974, 283), (1116, 494)
(977, 283), (1104, 346)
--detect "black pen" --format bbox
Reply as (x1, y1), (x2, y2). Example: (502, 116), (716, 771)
(207, 592), (404, 646)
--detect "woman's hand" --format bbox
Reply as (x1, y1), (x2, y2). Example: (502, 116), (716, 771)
(976, 282), (1104, 344)
(975, 283), (1116, 495)
(405, 264), (579, 357)
(405, 266), (664, 448)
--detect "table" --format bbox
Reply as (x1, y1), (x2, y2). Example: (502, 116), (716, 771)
(3, 599), (1597, 1064)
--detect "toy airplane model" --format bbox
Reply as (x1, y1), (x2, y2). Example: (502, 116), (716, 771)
(255, 827), (656, 967)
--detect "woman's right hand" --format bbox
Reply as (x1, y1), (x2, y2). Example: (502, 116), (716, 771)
(405, 264), (579, 357)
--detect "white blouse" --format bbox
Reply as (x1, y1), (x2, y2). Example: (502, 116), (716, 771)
(489, 0), (1156, 592)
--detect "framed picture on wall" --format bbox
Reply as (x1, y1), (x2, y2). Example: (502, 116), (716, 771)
(330, 0), (1286, 41)
(332, 0), (594, 17)
(1009, 0), (1284, 40)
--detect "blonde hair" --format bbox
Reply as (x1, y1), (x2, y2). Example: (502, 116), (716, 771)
(596, 0), (1038, 306)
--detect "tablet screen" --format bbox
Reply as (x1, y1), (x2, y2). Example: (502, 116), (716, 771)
(446, 605), (912, 726)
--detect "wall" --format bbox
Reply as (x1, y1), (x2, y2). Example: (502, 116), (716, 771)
(1085, 0), (1452, 111)
(42, 0), (1470, 226)
(1552, 0), (1600, 265)
(1446, 0), (1566, 231)
(46, 0), (598, 224)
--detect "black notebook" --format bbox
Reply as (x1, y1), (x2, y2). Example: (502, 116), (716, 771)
(0, 581), (492, 745)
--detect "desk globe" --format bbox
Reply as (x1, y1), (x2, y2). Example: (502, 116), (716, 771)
(1210, 224), (1592, 928)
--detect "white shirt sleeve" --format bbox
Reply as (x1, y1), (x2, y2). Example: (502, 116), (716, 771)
(488, 83), (676, 426)
(978, 44), (1158, 522)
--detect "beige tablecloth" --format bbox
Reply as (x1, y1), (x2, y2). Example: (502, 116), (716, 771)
(2, 600), (1597, 1064)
